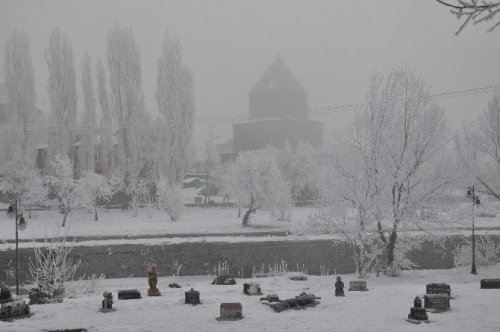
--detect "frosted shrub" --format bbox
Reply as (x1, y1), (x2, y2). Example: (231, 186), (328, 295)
(453, 235), (500, 267)
(28, 236), (80, 303)
(157, 179), (183, 221)
(67, 273), (105, 298)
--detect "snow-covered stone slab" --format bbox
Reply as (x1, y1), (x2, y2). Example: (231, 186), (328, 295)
(216, 302), (243, 321)
(426, 283), (451, 296)
(349, 280), (368, 291)
(480, 278), (500, 289)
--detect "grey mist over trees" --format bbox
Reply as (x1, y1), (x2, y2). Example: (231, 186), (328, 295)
(45, 26), (77, 163)
(3, 30), (36, 161)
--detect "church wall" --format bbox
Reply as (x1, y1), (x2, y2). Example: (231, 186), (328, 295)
(233, 119), (323, 152)
(249, 90), (308, 120)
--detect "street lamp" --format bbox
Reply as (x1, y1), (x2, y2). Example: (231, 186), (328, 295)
(467, 186), (479, 275)
(7, 201), (27, 295)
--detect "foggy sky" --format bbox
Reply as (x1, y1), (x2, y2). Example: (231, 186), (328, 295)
(1, 0), (500, 150)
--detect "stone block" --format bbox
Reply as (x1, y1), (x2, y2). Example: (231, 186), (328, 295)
(349, 280), (367, 291)
(426, 283), (451, 297)
(424, 294), (450, 312)
(118, 289), (141, 300)
(217, 302), (243, 320)
(480, 279), (500, 289)
(243, 282), (262, 295)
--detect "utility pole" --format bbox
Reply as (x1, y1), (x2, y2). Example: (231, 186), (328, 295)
(470, 186), (477, 275)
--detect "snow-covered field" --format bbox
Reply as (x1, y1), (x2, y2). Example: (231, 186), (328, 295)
(2, 264), (500, 332)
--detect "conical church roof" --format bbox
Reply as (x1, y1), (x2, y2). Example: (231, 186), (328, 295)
(250, 56), (307, 94)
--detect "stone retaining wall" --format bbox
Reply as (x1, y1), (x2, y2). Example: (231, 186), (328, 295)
(0, 235), (497, 285)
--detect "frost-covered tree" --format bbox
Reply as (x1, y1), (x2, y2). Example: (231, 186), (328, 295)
(301, 136), (386, 278)
(45, 154), (81, 227)
(455, 93), (500, 201)
(156, 32), (195, 186)
(96, 59), (114, 176)
(107, 23), (144, 195)
(74, 171), (112, 221)
(272, 141), (318, 202)
(436, 0), (500, 34)
(227, 150), (292, 226)
(0, 155), (46, 211)
(80, 50), (97, 172)
(322, 66), (453, 276)
(45, 27), (77, 161)
(157, 177), (183, 221)
(3, 30), (36, 158)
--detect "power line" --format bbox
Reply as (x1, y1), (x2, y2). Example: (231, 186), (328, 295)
(1, 83), (499, 131)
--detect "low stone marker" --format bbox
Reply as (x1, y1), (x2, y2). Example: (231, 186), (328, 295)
(262, 292), (321, 313)
(169, 283), (181, 288)
(335, 276), (345, 297)
(426, 283), (451, 297)
(424, 294), (450, 312)
(217, 302), (243, 321)
(0, 299), (31, 321)
(118, 289), (142, 300)
(288, 274), (307, 281)
(480, 279), (500, 289)
(243, 282), (262, 295)
(0, 284), (12, 304)
(407, 296), (429, 324)
(185, 288), (201, 305)
(260, 294), (280, 303)
(212, 275), (236, 285)
(349, 280), (368, 291)
(100, 291), (116, 313)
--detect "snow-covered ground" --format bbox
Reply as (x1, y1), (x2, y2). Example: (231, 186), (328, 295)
(0, 203), (499, 250)
(2, 264), (500, 332)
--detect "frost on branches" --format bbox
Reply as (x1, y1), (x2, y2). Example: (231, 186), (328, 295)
(45, 154), (86, 227)
(306, 66), (455, 277)
(436, 0), (500, 34)
(107, 23), (145, 196)
(156, 32), (195, 187)
(227, 150), (292, 226)
(74, 171), (112, 221)
(157, 178), (183, 221)
(0, 154), (46, 211)
(28, 235), (80, 304)
(455, 93), (500, 202)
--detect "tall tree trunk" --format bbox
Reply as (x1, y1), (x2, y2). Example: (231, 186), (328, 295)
(386, 229), (398, 274)
(94, 209), (98, 221)
(62, 211), (68, 227)
(242, 201), (256, 227)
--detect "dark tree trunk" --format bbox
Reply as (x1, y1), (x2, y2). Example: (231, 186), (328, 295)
(386, 229), (398, 272)
(94, 209), (98, 221)
(242, 207), (253, 226)
(62, 211), (68, 227)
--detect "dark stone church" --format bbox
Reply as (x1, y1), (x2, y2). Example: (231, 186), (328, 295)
(233, 56), (323, 152)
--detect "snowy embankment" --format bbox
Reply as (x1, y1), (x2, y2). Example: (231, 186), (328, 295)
(0, 205), (499, 250)
(1, 264), (500, 332)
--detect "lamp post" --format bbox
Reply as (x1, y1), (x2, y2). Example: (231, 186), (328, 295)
(7, 200), (27, 295)
(467, 186), (479, 275)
